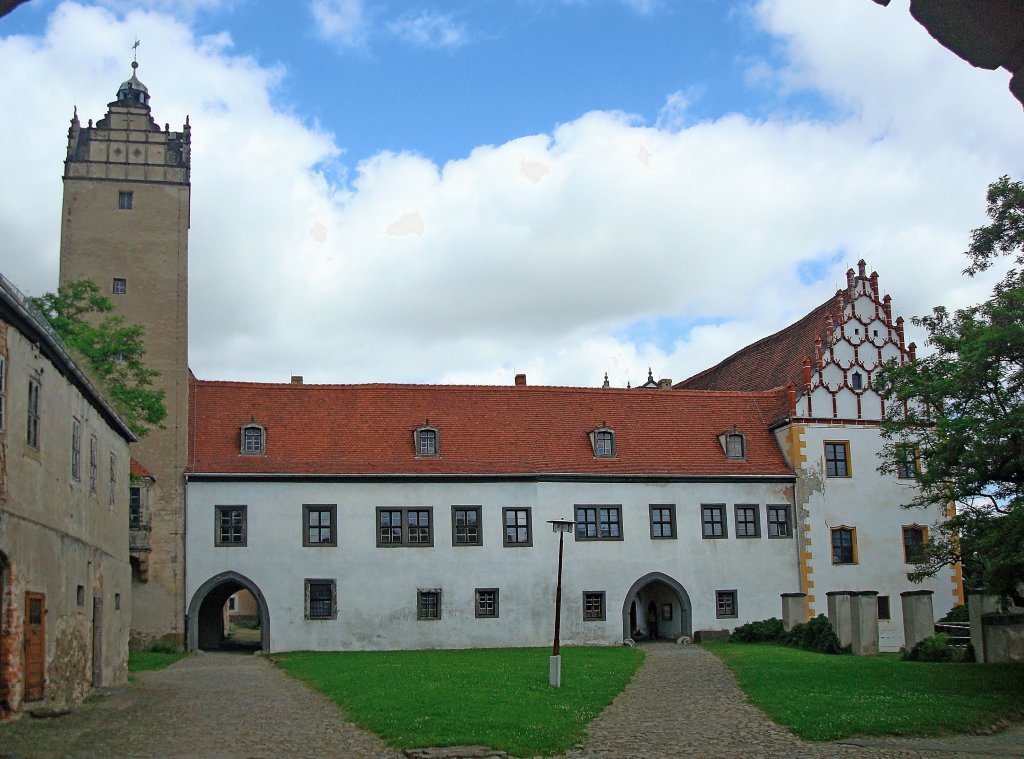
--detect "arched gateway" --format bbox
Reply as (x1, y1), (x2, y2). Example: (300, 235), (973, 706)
(186, 571), (270, 652)
(622, 572), (692, 641)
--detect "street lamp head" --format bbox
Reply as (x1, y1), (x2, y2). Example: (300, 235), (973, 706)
(548, 519), (575, 534)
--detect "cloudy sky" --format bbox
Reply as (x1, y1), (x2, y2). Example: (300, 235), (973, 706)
(0, 0), (1019, 387)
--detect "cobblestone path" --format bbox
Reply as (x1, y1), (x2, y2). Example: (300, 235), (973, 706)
(0, 652), (398, 759)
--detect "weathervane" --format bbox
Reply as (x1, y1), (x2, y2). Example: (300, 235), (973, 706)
(132, 38), (140, 68)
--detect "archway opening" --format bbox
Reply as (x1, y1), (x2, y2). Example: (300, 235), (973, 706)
(622, 572), (691, 642)
(187, 572), (269, 653)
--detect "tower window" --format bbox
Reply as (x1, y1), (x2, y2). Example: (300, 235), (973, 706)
(851, 371), (863, 390)
(112, 278), (127, 295)
(118, 191), (133, 210)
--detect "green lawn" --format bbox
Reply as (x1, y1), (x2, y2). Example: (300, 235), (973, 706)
(127, 650), (189, 672)
(275, 646), (643, 756)
(705, 642), (1024, 741)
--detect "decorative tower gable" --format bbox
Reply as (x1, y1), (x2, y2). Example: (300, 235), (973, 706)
(792, 260), (915, 422)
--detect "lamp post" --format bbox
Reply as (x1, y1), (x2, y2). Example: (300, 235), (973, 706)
(548, 518), (574, 687)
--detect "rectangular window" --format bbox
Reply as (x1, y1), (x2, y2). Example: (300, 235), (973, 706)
(89, 436), (98, 493)
(452, 506), (482, 546)
(305, 579), (336, 620)
(118, 191), (133, 210)
(417, 428), (438, 456)
(716, 590), (738, 618)
(112, 278), (127, 295)
(649, 504), (676, 539)
(303, 504), (337, 547)
(129, 486), (142, 528)
(376, 507), (433, 547)
(583, 591), (606, 621)
(109, 452), (117, 506)
(734, 504), (760, 538)
(71, 418), (81, 480)
(896, 445), (920, 479)
(417, 589), (441, 620)
(877, 595), (891, 621)
(902, 525), (927, 564)
(574, 505), (622, 541)
(767, 504), (791, 538)
(594, 429), (614, 457)
(503, 507), (532, 547)
(831, 526), (857, 564)
(701, 504), (727, 539)
(215, 505), (247, 546)
(27, 378), (40, 450)
(475, 588), (498, 618)
(241, 425), (264, 454)
(824, 441), (851, 477)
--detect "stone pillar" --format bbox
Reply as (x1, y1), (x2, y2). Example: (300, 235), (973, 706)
(849, 591), (879, 656)
(781, 593), (806, 631)
(968, 590), (1000, 663)
(826, 591), (853, 647)
(900, 590), (934, 651)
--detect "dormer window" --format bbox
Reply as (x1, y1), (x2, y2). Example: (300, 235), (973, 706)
(241, 423), (265, 455)
(589, 425), (615, 458)
(719, 428), (746, 460)
(415, 424), (439, 457)
(851, 371), (863, 390)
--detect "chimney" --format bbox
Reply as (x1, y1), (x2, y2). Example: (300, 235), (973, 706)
(514, 373), (526, 387)
(658, 378), (672, 390)
(290, 375), (303, 384)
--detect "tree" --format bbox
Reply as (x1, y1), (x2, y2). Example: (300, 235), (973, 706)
(877, 176), (1024, 606)
(30, 280), (166, 438)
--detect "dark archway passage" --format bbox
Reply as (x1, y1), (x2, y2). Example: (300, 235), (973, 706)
(621, 572), (692, 641)
(186, 572), (270, 653)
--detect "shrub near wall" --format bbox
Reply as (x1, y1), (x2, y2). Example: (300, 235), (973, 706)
(730, 615), (847, 655)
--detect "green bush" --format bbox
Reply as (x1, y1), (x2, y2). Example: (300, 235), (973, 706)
(147, 639), (178, 654)
(783, 614), (847, 655)
(730, 617), (785, 643)
(904, 633), (974, 663)
(939, 604), (969, 623)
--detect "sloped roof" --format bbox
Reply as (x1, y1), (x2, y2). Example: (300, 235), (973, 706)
(130, 458), (154, 479)
(188, 379), (793, 478)
(676, 297), (837, 392)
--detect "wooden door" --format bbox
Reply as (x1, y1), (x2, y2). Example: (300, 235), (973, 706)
(91, 593), (104, 687)
(24, 591), (45, 701)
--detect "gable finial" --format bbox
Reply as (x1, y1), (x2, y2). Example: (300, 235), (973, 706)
(602, 372), (610, 389)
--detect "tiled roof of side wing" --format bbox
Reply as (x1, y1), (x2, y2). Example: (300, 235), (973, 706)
(675, 298), (835, 391)
(188, 380), (793, 477)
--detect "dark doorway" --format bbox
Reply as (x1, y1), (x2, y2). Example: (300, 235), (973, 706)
(646, 600), (659, 638)
(621, 572), (691, 642)
(24, 592), (46, 701)
(186, 572), (269, 653)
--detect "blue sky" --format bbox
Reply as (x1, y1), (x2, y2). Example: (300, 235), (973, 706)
(0, 0), (1020, 386)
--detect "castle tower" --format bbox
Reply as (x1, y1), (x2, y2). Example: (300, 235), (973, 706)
(58, 59), (190, 647)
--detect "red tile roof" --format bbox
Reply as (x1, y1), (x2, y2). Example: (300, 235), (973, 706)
(188, 380), (793, 477)
(130, 457), (154, 479)
(676, 296), (839, 392)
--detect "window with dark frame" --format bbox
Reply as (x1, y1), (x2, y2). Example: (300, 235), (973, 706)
(109, 452), (117, 506)
(303, 504), (337, 547)
(417, 589), (441, 620)
(831, 526), (856, 564)
(574, 505), (622, 540)
(716, 590), (737, 618)
(725, 432), (745, 459)
(583, 591), (605, 621)
(475, 588), (498, 618)
(129, 486), (142, 528)
(701, 504), (727, 538)
(27, 378), (40, 450)
(902, 525), (926, 563)
(824, 441), (851, 477)
(241, 424), (264, 455)
(767, 504), (791, 538)
(305, 579), (336, 620)
(216, 505), (247, 546)
(71, 418), (81, 480)
(416, 427), (438, 457)
(734, 504), (760, 538)
(503, 507), (532, 546)
(118, 190), (133, 210)
(452, 506), (482, 546)
(877, 595), (891, 621)
(89, 435), (97, 493)
(649, 504), (675, 539)
(377, 507), (433, 546)
(594, 429), (615, 458)
(112, 278), (127, 295)
(851, 371), (863, 390)
(896, 445), (919, 479)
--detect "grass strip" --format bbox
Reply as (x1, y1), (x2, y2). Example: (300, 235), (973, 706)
(275, 646), (643, 756)
(705, 642), (1024, 741)
(128, 650), (189, 672)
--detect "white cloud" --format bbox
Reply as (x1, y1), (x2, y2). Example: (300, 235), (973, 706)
(388, 9), (467, 49)
(310, 0), (367, 48)
(0, 0), (1020, 389)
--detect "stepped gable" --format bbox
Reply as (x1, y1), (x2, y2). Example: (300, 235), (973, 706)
(188, 379), (793, 478)
(676, 298), (836, 392)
